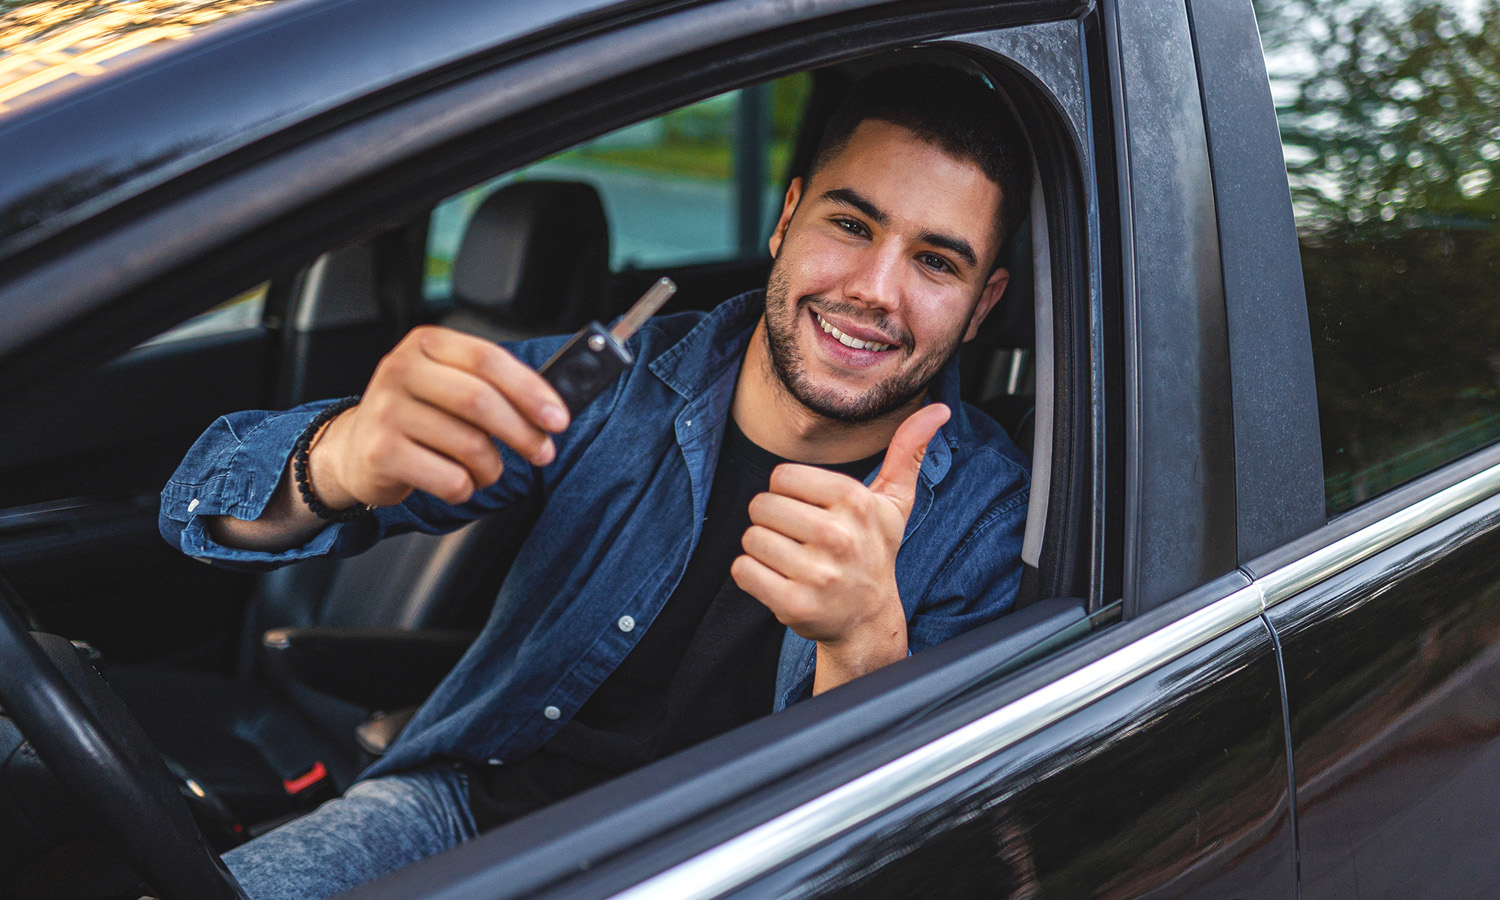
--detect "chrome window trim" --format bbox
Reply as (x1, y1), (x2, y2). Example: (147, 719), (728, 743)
(1258, 460), (1500, 608)
(608, 460), (1500, 900)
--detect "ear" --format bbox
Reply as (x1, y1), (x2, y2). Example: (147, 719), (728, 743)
(963, 267), (1010, 343)
(768, 177), (804, 258)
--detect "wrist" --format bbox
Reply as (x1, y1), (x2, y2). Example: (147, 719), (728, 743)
(812, 602), (908, 695)
(306, 413), (358, 510)
(294, 399), (370, 518)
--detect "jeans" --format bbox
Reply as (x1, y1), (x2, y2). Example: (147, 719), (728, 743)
(223, 765), (476, 900)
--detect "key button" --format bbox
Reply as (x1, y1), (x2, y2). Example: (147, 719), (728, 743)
(617, 615), (636, 633)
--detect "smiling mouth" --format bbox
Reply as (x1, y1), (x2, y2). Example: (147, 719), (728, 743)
(814, 312), (895, 352)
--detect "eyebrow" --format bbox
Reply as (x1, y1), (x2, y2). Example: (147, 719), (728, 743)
(820, 187), (979, 270)
(822, 188), (888, 226)
(917, 229), (978, 270)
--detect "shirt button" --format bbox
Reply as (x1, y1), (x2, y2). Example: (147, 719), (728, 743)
(187, 498), (200, 512)
(617, 615), (636, 633)
(543, 705), (561, 720)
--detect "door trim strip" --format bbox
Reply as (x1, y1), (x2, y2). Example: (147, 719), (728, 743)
(1257, 460), (1500, 608)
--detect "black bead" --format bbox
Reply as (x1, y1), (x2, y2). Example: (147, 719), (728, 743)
(290, 396), (368, 522)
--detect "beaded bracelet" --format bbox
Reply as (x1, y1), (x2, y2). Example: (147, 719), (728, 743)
(291, 396), (374, 522)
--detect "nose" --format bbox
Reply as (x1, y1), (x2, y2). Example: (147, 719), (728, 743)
(843, 242), (903, 314)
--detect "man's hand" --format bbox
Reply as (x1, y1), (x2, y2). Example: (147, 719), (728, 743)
(731, 404), (951, 695)
(206, 326), (569, 552)
(312, 326), (570, 509)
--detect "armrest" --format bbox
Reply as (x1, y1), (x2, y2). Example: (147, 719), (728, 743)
(261, 627), (477, 710)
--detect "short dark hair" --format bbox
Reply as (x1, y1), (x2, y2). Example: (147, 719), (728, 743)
(808, 64), (1033, 260)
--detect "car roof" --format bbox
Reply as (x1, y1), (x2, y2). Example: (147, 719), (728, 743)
(0, 0), (687, 264)
(0, 0), (278, 116)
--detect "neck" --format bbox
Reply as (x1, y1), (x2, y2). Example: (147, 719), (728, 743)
(731, 316), (924, 464)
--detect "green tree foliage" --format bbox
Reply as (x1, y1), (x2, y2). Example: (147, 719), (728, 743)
(1255, 0), (1500, 511)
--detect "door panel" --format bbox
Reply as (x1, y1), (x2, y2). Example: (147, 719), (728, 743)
(1266, 490), (1500, 900)
(735, 621), (1295, 900)
(0, 328), (273, 510)
(0, 327), (277, 656)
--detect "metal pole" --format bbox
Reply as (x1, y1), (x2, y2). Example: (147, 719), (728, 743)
(734, 84), (769, 257)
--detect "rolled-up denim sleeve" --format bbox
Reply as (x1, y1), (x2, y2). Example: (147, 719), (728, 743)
(159, 401), (352, 571)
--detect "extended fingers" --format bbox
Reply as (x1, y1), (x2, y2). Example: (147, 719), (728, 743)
(767, 463), (867, 508)
(401, 363), (555, 466)
(386, 399), (506, 489)
(746, 491), (827, 544)
(742, 524), (832, 582)
(415, 327), (570, 433)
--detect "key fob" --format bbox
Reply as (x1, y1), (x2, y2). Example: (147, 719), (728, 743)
(538, 322), (632, 416)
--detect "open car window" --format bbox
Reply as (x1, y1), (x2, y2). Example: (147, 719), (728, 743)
(0, 4), (1152, 898)
(423, 74), (813, 306)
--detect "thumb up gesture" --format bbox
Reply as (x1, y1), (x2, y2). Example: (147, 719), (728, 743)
(731, 404), (951, 695)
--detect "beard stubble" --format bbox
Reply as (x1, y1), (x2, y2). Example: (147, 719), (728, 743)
(760, 260), (965, 424)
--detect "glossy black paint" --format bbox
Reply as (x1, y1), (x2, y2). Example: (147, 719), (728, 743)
(1267, 493), (1500, 900)
(0, 0), (604, 258)
(735, 620), (1295, 900)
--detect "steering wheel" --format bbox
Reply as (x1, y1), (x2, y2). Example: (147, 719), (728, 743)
(0, 574), (247, 900)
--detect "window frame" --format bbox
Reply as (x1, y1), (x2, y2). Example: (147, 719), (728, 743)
(1185, 0), (1325, 562)
(329, 18), (1110, 900)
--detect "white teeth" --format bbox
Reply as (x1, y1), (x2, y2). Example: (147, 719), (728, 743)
(816, 313), (893, 352)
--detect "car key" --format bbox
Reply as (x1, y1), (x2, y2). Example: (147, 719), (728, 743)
(539, 277), (677, 416)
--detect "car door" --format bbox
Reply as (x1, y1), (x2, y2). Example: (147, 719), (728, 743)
(0, 276), (282, 660)
(342, 1), (1303, 897)
(0, 5), (430, 664)
(0, 208), (404, 668)
(1237, 0), (1500, 896)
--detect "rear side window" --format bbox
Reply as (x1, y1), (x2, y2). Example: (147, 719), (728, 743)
(137, 282), (267, 347)
(424, 74), (811, 304)
(1256, 0), (1500, 514)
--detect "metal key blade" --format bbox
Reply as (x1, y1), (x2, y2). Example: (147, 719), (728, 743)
(609, 277), (676, 343)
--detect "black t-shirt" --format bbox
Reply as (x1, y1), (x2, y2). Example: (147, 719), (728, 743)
(466, 420), (880, 831)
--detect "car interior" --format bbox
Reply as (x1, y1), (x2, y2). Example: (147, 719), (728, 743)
(0, 43), (1109, 899)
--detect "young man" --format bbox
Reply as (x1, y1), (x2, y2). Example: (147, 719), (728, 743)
(160, 64), (1032, 898)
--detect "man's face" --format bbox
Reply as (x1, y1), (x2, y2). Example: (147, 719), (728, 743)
(762, 119), (1010, 424)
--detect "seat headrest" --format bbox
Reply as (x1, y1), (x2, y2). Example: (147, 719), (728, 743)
(971, 215), (1035, 351)
(451, 180), (611, 332)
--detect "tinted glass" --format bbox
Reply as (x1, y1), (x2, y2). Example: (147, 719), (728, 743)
(1256, 0), (1500, 514)
(424, 74), (811, 304)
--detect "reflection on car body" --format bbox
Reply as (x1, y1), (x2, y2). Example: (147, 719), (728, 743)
(1, 0), (1499, 898)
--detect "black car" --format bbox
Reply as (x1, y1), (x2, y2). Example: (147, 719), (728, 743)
(2, 0), (1498, 898)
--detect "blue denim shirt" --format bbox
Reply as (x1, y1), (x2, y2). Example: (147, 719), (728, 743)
(160, 292), (1029, 777)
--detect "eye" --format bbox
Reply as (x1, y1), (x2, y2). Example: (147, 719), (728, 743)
(832, 216), (869, 238)
(917, 252), (956, 276)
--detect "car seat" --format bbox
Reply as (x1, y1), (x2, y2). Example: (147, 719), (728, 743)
(104, 180), (612, 834)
